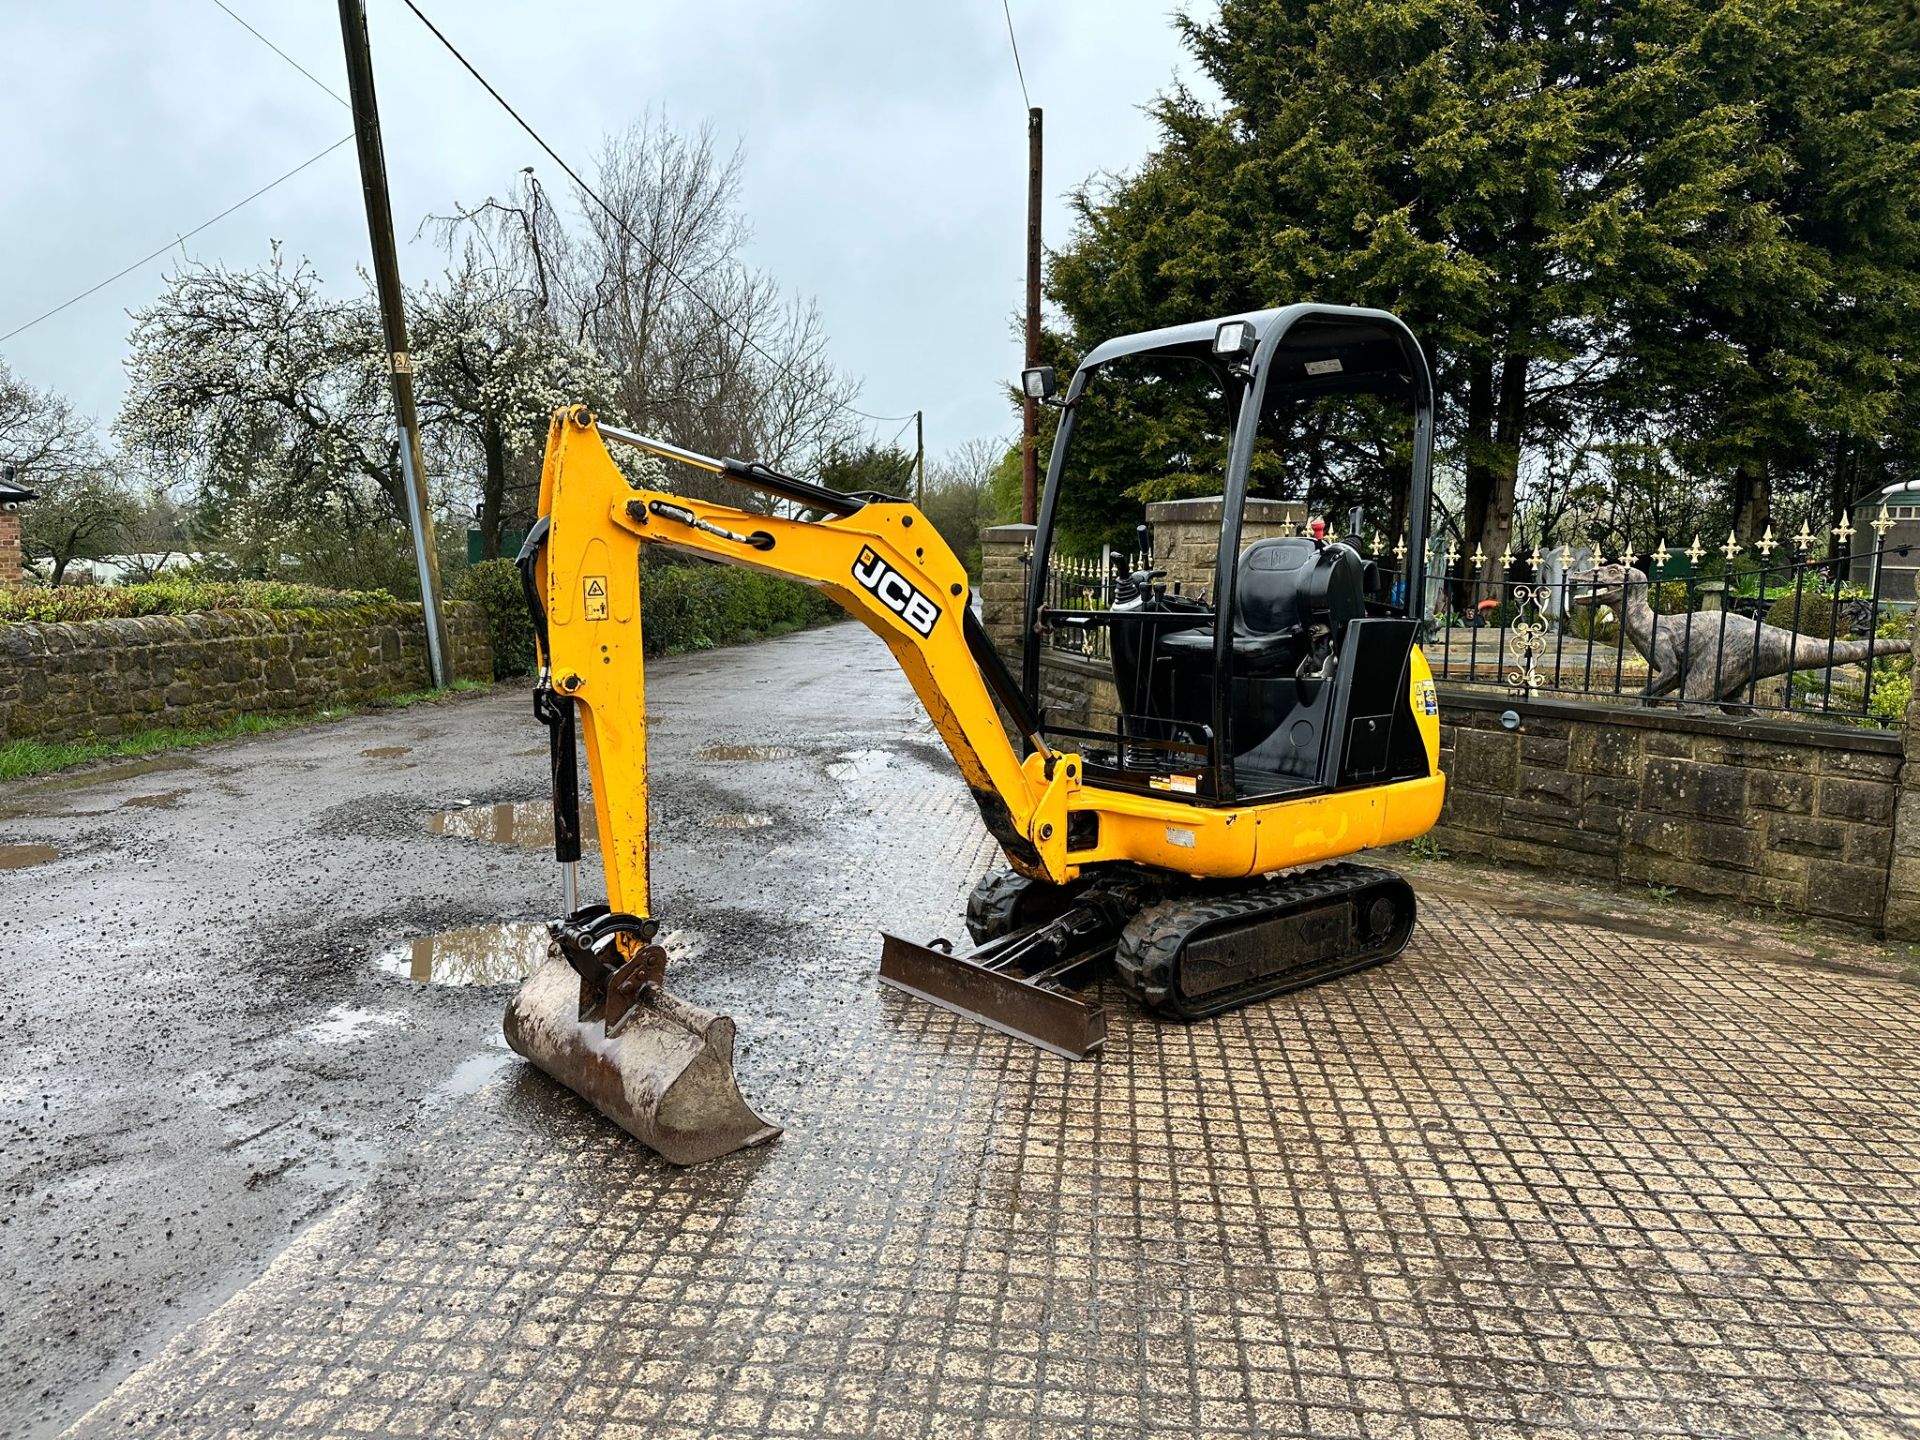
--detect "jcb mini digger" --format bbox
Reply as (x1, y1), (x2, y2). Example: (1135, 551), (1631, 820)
(504, 304), (1446, 1163)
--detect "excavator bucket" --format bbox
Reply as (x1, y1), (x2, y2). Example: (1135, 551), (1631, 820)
(503, 947), (779, 1167)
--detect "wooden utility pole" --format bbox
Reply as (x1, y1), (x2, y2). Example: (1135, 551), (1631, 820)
(914, 410), (925, 508)
(338, 0), (450, 687)
(1022, 106), (1042, 525)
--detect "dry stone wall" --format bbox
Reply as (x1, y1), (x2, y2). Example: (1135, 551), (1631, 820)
(0, 602), (492, 744)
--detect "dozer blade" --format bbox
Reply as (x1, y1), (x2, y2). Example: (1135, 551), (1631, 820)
(878, 892), (1139, 1060)
(503, 954), (780, 1166)
(879, 934), (1107, 1059)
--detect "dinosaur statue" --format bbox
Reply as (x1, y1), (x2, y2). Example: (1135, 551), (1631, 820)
(1568, 562), (1907, 710)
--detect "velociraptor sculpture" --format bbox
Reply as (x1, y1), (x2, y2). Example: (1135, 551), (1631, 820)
(1569, 562), (1905, 710)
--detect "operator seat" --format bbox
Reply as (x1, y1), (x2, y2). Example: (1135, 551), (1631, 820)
(1161, 536), (1367, 673)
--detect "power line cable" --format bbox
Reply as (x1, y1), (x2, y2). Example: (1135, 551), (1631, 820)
(394, 0), (919, 429)
(1001, 0), (1032, 110)
(210, 0), (352, 109)
(0, 135), (356, 346)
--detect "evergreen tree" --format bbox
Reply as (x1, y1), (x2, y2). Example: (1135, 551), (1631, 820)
(1046, 0), (1920, 565)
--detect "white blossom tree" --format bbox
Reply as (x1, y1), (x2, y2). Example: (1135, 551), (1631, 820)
(118, 244), (401, 543)
(410, 253), (617, 559)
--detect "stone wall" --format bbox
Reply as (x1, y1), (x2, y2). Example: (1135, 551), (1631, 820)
(0, 602), (492, 744)
(1437, 691), (1902, 927)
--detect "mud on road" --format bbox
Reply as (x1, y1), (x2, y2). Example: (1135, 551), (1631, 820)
(0, 623), (971, 1439)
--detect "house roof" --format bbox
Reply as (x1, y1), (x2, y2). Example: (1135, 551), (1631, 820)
(0, 477), (35, 505)
(1855, 481), (1920, 511)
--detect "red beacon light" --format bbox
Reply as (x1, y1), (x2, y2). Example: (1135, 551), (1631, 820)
(1309, 517), (1328, 542)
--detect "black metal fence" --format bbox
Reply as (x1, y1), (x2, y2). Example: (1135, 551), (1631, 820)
(1027, 547), (1148, 663)
(1418, 534), (1913, 728)
(1027, 526), (1917, 729)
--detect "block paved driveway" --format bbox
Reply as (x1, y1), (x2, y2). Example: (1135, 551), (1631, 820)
(23, 623), (1920, 1439)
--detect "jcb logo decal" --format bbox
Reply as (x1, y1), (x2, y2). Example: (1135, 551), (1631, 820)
(853, 547), (940, 637)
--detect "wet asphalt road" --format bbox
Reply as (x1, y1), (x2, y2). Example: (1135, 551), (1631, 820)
(0, 620), (947, 1439)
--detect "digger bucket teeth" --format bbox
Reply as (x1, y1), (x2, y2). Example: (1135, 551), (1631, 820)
(503, 954), (780, 1166)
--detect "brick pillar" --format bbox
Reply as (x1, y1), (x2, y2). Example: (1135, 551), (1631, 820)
(979, 523), (1035, 667)
(1883, 620), (1920, 936)
(1142, 495), (1309, 598)
(0, 509), (22, 585)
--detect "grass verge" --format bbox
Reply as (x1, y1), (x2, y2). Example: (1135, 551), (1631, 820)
(0, 679), (491, 782)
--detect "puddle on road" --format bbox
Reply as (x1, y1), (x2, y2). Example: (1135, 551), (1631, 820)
(35, 756), (197, 790)
(0, 756), (201, 821)
(375, 921), (552, 986)
(426, 800), (598, 850)
(438, 1051), (514, 1098)
(122, 791), (185, 809)
(304, 1006), (408, 1044)
(0, 843), (61, 870)
(827, 748), (894, 780)
(377, 920), (710, 986)
(699, 743), (801, 763)
(706, 812), (774, 830)
(362, 746), (413, 759)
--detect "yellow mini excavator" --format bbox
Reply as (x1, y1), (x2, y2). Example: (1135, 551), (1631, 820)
(503, 305), (1447, 1163)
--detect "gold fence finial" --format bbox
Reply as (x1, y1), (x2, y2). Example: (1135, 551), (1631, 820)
(1652, 540), (1670, 571)
(1756, 526), (1777, 559)
(1794, 520), (1816, 551)
(1687, 533), (1706, 566)
(1873, 503), (1896, 540)
(1834, 512), (1856, 544)
(1722, 530), (1742, 562)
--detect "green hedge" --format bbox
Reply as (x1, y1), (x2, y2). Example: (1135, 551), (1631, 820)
(0, 577), (394, 625)
(454, 556), (842, 677)
(640, 563), (841, 657)
(454, 559), (535, 680)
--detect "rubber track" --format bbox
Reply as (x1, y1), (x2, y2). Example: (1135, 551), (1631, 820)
(965, 867), (1056, 945)
(1113, 862), (1405, 1020)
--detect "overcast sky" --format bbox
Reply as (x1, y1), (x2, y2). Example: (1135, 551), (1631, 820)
(0, 1), (1214, 463)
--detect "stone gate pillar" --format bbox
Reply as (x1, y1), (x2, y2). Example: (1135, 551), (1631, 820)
(979, 523), (1035, 667)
